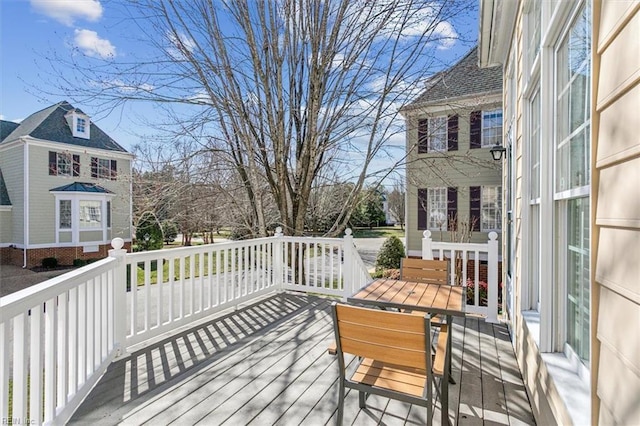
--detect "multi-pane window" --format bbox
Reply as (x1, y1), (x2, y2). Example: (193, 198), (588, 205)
(106, 201), (112, 228)
(79, 200), (102, 229)
(427, 187), (447, 229)
(481, 186), (502, 231)
(555, 4), (591, 364)
(481, 109), (503, 147)
(91, 157), (117, 180)
(59, 200), (72, 229)
(49, 151), (79, 177)
(530, 91), (541, 199)
(566, 198), (590, 362)
(556, 4), (591, 193)
(57, 153), (73, 176)
(77, 117), (86, 133)
(428, 116), (447, 152)
(528, 89), (541, 310)
(526, 0), (542, 68)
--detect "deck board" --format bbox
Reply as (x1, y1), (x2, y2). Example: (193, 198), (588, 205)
(70, 293), (535, 426)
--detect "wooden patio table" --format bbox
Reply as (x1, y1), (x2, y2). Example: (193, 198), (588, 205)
(347, 278), (466, 426)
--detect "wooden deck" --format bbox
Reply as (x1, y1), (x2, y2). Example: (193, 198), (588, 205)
(70, 293), (535, 425)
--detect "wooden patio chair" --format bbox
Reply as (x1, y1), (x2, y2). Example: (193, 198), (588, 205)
(331, 302), (449, 426)
(400, 258), (450, 285)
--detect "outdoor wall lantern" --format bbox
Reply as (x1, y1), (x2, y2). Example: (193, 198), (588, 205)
(489, 144), (507, 161)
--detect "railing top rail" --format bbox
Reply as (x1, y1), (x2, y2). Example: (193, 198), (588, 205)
(430, 242), (492, 251)
(281, 235), (343, 244)
(0, 257), (117, 321)
(125, 236), (277, 262)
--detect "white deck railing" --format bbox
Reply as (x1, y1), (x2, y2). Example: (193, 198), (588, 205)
(422, 230), (501, 323)
(0, 228), (370, 425)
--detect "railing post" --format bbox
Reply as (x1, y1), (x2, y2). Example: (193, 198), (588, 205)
(342, 229), (354, 300)
(273, 227), (284, 292)
(422, 230), (434, 260)
(486, 232), (499, 323)
(109, 238), (128, 357)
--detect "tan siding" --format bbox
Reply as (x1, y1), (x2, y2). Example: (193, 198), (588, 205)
(596, 342), (640, 424)
(0, 211), (12, 243)
(0, 145), (25, 244)
(596, 227), (640, 302)
(59, 231), (72, 243)
(597, 82), (640, 166)
(593, 2), (640, 425)
(597, 287), (640, 373)
(80, 231), (103, 243)
(29, 145), (57, 244)
(597, 10), (640, 108)
(596, 157), (640, 227)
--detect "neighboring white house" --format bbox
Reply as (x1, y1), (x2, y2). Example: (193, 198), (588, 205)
(401, 47), (503, 257)
(479, 0), (640, 425)
(0, 101), (133, 267)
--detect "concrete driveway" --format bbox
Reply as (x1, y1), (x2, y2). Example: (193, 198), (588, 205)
(0, 264), (72, 297)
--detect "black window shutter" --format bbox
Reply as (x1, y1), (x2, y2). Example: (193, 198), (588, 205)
(417, 119), (428, 154)
(470, 111), (482, 149)
(470, 186), (481, 231)
(110, 160), (117, 180)
(447, 187), (457, 231)
(417, 188), (428, 230)
(447, 115), (458, 151)
(72, 155), (80, 177)
(49, 151), (57, 175)
(91, 157), (98, 178)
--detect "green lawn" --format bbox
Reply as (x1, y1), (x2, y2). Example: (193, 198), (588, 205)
(351, 226), (405, 238)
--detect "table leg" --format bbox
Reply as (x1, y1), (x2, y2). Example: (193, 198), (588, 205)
(442, 314), (452, 426)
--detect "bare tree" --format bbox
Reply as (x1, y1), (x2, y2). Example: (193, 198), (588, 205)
(42, 0), (476, 237)
(387, 179), (406, 230)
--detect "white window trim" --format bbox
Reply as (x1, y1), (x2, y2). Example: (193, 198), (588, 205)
(53, 192), (114, 244)
(427, 116), (447, 152)
(480, 185), (502, 232)
(481, 109), (503, 148)
(427, 187), (447, 230)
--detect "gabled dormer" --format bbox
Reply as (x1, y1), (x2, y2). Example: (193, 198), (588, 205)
(65, 109), (91, 140)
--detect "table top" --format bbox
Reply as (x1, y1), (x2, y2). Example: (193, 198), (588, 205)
(347, 278), (466, 317)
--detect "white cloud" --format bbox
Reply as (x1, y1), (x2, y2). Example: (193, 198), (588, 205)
(433, 21), (457, 50)
(167, 31), (196, 60)
(31, 0), (103, 26)
(74, 29), (116, 58)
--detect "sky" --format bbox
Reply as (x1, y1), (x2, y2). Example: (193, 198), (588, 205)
(1, 0), (479, 168)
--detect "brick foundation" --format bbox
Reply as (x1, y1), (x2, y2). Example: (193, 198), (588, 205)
(0, 243), (131, 268)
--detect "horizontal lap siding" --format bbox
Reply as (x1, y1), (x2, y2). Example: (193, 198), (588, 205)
(0, 145), (24, 244)
(594, 2), (640, 425)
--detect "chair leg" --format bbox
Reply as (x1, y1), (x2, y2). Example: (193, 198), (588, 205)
(338, 382), (345, 425)
(359, 390), (366, 408)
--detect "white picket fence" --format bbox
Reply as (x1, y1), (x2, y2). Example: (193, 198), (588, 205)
(0, 228), (370, 425)
(422, 230), (501, 323)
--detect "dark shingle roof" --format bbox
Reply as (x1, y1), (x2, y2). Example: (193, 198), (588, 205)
(407, 47), (502, 107)
(0, 101), (128, 152)
(0, 120), (20, 142)
(0, 169), (11, 206)
(50, 182), (113, 193)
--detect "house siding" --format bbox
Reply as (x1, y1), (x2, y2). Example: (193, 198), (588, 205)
(27, 144), (132, 245)
(0, 211), (12, 243)
(405, 100), (503, 254)
(592, 2), (640, 425)
(0, 144), (24, 245)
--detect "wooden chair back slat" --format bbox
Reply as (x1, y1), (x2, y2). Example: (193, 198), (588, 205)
(334, 304), (428, 370)
(400, 258), (449, 285)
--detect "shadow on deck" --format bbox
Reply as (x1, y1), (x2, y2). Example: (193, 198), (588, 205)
(70, 293), (535, 425)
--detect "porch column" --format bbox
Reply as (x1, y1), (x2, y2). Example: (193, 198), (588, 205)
(109, 238), (128, 357)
